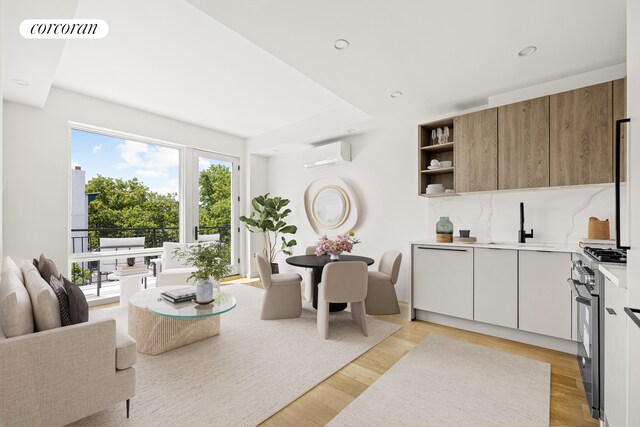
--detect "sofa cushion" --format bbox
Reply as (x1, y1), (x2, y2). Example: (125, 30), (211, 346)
(21, 261), (61, 331)
(38, 253), (60, 285)
(89, 310), (137, 370)
(0, 257), (35, 337)
(62, 276), (88, 324)
(157, 266), (197, 286)
(50, 276), (72, 326)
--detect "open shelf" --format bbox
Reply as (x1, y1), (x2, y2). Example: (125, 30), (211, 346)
(420, 167), (454, 175)
(420, 192), (458, 198)
(420, 142), (454, 153)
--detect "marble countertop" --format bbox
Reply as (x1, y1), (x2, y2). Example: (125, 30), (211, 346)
(599, 263), (627, 288)
(410, 239), (580, 253)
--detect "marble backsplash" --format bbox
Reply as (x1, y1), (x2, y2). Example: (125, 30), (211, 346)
(427, 185), (616, 244)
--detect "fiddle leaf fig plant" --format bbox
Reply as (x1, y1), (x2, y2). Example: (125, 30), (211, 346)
(239, 193), (297, 264)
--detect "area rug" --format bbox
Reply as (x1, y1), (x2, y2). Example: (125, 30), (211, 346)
(328, 334), (550, 427)
(73, 284), (400, 426)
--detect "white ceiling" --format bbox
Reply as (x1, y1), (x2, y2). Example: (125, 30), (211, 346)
(2, 0), (627, 153)
(189, 0), (626, 128)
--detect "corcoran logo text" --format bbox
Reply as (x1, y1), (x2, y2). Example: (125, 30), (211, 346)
(20, 19), (109, 39)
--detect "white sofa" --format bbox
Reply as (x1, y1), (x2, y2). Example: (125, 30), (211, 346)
(0, 256), (136, 426)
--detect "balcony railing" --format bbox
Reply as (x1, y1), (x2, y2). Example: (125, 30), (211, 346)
(70, 225), (231, 295)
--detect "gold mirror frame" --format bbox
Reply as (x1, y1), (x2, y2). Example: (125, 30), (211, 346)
(311, 185), (350, 229)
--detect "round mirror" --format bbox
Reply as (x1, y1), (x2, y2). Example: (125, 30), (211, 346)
(312, 186), (350, 229)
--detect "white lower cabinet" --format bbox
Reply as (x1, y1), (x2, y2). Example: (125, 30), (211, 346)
(412, 245), (473, 320)
(604, 276), (627, 427)
(518, 251), (572, 340)
(474, 248), (518, 328)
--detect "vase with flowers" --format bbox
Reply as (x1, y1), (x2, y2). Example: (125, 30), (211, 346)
(315, 231), (361, 260)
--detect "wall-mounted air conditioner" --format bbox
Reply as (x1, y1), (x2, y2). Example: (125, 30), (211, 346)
(302, 141), (351, 168)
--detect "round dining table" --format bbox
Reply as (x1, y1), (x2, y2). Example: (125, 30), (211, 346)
(286, 254), (375, 312)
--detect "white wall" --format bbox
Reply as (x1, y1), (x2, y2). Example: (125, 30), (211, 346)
(626, 0), (640, 424)
(267, 124), (428, 302)
(245, 153), (269, 277)
(3, 87), (245, 272)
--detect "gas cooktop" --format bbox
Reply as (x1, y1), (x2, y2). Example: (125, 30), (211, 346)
(583, 246), (627, 264)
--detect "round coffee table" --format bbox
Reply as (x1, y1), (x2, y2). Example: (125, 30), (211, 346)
(286, 254), (375, 312)
(128, 286), (236, 355)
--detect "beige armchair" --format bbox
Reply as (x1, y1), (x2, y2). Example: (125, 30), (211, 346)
(317, 261), (368, 339)
(303, 245), (316, 301)
(365, 250), (402, 315)
(256, 254), (303, 320)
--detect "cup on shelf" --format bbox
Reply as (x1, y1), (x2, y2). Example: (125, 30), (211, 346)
(439, 161), (452, 168)
(459, 229), (470, 238)
(430, 159), (440, 167)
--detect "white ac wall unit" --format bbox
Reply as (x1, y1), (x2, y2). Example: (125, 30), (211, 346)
(302, 141), (351, 168)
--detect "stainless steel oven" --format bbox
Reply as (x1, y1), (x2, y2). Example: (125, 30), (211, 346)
(568, 254), (603, 419)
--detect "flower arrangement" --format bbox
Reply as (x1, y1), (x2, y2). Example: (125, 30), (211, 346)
(315, 231), (361, 258)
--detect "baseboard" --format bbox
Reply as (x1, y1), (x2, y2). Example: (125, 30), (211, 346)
(415, 309), (578, 354)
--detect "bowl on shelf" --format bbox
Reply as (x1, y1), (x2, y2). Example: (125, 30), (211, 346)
(439, 161), (452, 168)
(426, 186), (445, 194)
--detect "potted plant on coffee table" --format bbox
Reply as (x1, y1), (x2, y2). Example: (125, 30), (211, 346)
(239, 193), (297, 273)
(172, 242), (232, 304)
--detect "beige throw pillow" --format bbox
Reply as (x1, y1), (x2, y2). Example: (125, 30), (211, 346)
(0, 257), (35, 337)
(21, 261), (61, 331)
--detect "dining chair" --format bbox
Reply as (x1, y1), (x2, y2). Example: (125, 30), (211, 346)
(303, 245), (316, 301)
(256, 254), (303, 320)
(317, 261), (368, 339)
(365, 250), (402, 315)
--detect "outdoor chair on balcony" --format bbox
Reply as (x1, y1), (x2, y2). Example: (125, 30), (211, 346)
(97, 237), (147, 291)
(157, 242), (199, 286)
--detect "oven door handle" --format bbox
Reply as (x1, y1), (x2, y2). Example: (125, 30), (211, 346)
(568, 279), (592, 306)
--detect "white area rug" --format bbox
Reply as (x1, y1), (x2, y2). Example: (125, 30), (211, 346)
(328, 334), (550, 427)
(73, 284), (400, 426)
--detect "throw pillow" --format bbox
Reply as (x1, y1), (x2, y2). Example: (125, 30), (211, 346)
(33, 258), (39, 269)
(50, 276), (71, 327)
(0, 257), (35, 337)
(62, 276), (88, 324)
(21, 261), (61, 331)
(38, 254), (60, 286)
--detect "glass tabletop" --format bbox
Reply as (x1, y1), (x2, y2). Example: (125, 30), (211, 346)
(147, 291), (237, 318)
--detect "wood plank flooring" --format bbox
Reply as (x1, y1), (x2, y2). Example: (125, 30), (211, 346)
(92, 279), (596, 426)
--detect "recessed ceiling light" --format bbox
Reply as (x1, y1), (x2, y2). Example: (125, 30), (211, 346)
(12, 78), (29, 86)
(346, 129), (356, 133)
(334, 39), (349, 50)
(517, 46), (537, 57)
(390, 91), (403, 98)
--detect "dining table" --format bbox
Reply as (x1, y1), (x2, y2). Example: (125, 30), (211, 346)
(286, 254), (375, 312)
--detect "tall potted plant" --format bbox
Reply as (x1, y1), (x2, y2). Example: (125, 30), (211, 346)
(172, 242), (232, 303)
(239, 193), (297, 273)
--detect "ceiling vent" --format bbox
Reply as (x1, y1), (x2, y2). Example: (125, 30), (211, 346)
(302, 141), (351, 168)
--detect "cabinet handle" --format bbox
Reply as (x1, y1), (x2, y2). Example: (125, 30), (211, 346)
(606, 307), (617, 316)
(625, 307), (640, 329)
(417, 246), (468, 252)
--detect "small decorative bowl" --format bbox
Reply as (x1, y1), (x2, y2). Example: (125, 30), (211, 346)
(459, 230), (471, 238)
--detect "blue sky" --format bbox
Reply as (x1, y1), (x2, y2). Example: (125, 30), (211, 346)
(71, 129), (230, 196)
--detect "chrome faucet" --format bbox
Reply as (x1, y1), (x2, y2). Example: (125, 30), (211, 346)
(519, 202), (534, 243)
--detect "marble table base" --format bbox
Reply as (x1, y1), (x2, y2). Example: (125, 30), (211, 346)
(128, 301), (220, 355)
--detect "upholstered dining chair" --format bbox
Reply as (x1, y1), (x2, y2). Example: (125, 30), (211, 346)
(304, 245), (316, 301)
(317, 261), (368, 339)
(256, 254), (303, 320)
(365, 250), (402, 315)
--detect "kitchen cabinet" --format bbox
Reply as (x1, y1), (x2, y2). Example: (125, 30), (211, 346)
(498, 97), (550, 189)
(474, 248), (518, 328)
(412, 245), (473, 319)
(454, 109), (498, 193)
(519, 251), (572, 340)
(604, 276), (628, 427)
(613, 77), (627, 183)
(550, 82), (613, 186)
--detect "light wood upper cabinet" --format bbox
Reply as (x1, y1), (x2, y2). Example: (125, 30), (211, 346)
(550, 82), (613, 186)
(613, 78), (627, 182)
(498, 97), (550, 189)
(454, 109), (497, 192)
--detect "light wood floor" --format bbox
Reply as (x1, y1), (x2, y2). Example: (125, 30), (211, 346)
(93, 279), (597, 426)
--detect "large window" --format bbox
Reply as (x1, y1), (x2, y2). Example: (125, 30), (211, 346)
(69, 126), (239, 299)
